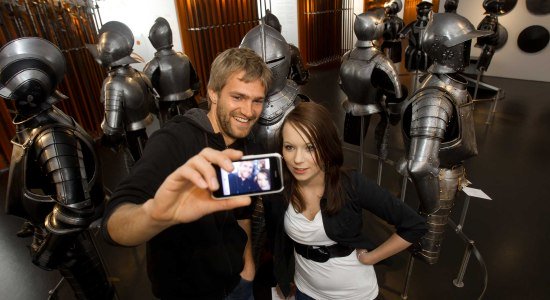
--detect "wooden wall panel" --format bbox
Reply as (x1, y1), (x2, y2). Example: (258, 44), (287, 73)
(175, 0), (260, 98)
(403, 0), (440, 25)
(298, 0), (354, 66)
(364, 0), (386, 12)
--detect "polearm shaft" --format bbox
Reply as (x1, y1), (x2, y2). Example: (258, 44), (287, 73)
(22, 0), (39, 36)
(7, 2), (26, 37)
(94, 0), (102, 26)
(60, 1), (100, 129)
(0, 4), (14, 41)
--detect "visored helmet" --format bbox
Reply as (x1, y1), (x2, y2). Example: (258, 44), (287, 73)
(417, 1), (433, 20)
(240, 24), (290, 95)
(422, 13), (491, 72)
(0, 37), (67, 111)
(384, 0), (403, 15)
(86, 21), (143, 67)
(263, 9), (282, 33)
(444, 0), (459, 13)
(483, 0), (506, 15)
(149, 17), (173, 51)
(354, 10), (385, 47)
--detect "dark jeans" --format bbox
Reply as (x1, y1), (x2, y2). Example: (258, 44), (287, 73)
(224, 278), (254, 300)
(295, 288), (315, 300)
(295, 288), (384, 300)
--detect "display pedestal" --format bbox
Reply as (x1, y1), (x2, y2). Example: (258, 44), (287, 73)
(343, 137), (394, 186)
(48, 277), (65, 300)
(344, 115), (392, 184)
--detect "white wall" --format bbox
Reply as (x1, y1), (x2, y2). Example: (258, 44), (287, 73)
(265, 1), (299, 45)
(439, 0), (550, 82)
(96, 0), (182, 70)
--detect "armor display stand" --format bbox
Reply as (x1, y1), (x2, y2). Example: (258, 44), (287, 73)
(360, 115), (365, 173)
(400, 184), (489, 299)
(343, 130), (392, 185)
(48, 278), (65, 300)
(466, 69), (503, 125)
(346, 114), (389, 184)
(377, 156), (383, 185)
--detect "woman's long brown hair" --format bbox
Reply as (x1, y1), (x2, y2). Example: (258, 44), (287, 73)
(278, 102), (346, 215)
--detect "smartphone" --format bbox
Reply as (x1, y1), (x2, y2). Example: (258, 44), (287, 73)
(212, 153), (284, 199)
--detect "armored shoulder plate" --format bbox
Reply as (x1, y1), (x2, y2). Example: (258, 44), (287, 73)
(402, 74), (477, 166)
(339, 48), (381, 105)
(259, 80), (299, 126)
(101, 67), (154, 133)
(372, 54), (402, 98)
(142, 57), (160, 79)
(6, 108), (102, 223)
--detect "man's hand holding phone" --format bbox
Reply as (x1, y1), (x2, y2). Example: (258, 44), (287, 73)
(142, 148), (251, 226)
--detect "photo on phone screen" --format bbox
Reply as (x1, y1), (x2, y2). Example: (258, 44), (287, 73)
(213, 154), (283, 198)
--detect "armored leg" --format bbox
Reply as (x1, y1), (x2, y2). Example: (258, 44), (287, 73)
(58, 231), (114, 299)
(412, 166), (465, 264)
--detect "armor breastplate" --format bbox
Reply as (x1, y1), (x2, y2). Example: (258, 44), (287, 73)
(340, 48), (379, 106)
(153, 50), (194, 102)
(6, 108), (102, 223)
(101, 67), (155, 132)
(255, 81), (301, 151)
(383, 16), (404, 42)
(402, 73), (478, 167)
(404, 21), (431, 71)
(382, 16), (404, 63)
(340, 47), (402, 107)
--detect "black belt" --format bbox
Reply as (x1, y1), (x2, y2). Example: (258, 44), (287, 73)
(293, 241), (354, 263)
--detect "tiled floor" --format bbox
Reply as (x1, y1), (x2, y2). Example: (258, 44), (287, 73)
(1, 62), (549, 299)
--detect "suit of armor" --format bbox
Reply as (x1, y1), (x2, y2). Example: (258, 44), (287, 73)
(400, 14), (491, 264)
(475, 1), (508, 71)
(339, 11), (403, 160)
(240, 24), (308, 267)
(263, 10), (309, 85)
(87, 21), (155, 162)
(1, 38), (113, 299)
(143, 17), (200, 125)
(400, 1), (433, 72)
(382, 0), (405, 63)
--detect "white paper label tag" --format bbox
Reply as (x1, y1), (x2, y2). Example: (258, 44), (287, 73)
(462, 187), (492, 200)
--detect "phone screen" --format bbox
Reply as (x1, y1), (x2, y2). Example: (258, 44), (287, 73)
(213, 154), (283, 198)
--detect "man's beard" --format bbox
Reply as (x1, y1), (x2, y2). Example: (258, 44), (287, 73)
(216, 102), (255, 140)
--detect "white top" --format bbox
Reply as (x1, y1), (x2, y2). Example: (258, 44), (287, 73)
(284, 203), (379, 300)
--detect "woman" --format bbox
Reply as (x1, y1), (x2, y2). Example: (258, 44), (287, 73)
(263, 102), (427, 300)
(256, 169), (271, 191)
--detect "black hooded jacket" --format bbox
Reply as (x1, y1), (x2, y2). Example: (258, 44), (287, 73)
(102, 108), (261, 299)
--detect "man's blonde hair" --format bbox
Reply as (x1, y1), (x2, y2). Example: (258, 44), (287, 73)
(207, 48), (272, 98)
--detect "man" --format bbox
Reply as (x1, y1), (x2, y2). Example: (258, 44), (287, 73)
(228, 161), (260, 194)
(102, 48), (272, 299)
